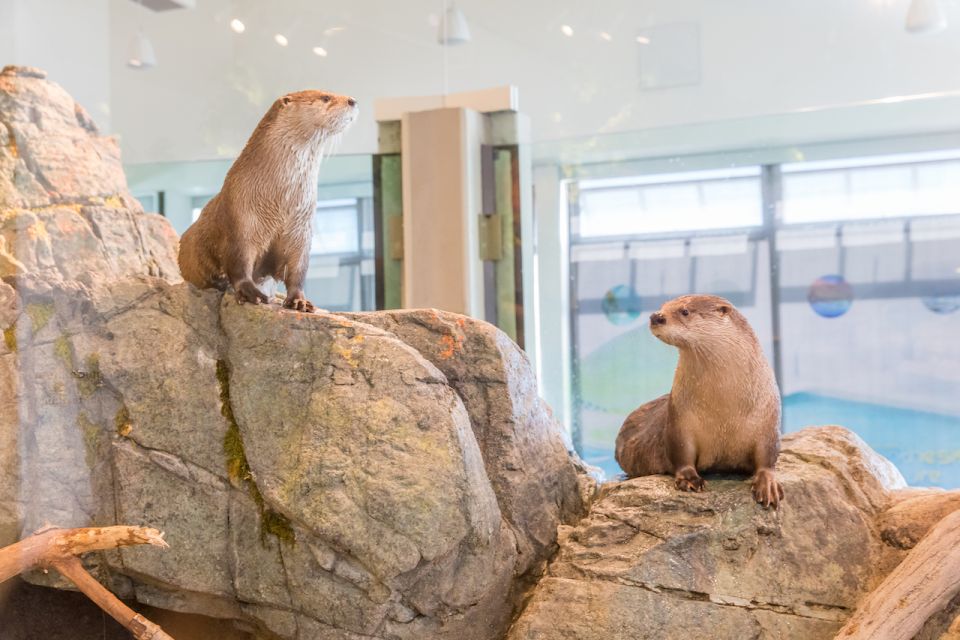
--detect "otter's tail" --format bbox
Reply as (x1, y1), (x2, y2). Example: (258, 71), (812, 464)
(177, 225), (216, 288)
(615, 394), (672, 477)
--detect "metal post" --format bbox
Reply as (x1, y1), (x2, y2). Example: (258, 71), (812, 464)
(761, 165), (785, 427)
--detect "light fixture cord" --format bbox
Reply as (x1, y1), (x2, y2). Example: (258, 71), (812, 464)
(441, 0), (449, 105)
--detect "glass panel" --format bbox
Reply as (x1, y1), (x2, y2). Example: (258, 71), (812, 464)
(783, 152), (960, 223)
(578, 168), (762, 237)
(311, 200), (360, 255)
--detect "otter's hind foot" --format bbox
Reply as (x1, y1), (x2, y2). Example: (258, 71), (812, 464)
(210, 275), (230, 292)
(234, 280), (269, 305)
(283, 292), (316, 313)
(751, 468), (784, 509)
(674, 466), (706, 492)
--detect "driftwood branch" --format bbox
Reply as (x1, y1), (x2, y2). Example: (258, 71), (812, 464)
(835, 509), (960, 640)
(0, 525), (174, 640)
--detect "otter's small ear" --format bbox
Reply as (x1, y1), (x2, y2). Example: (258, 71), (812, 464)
(717, 305), (730, 316)
(281, 96), (292, 106)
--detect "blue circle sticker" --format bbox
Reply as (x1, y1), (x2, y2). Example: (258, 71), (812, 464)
(808, 275), (853, 318)
(922, 295), (960, 315)
(602, 284), (642, 325)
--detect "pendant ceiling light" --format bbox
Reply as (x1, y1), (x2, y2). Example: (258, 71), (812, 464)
(905, 0), (947, 34)
(438, 3), (471, 45)
(127, 29), (158, 69)
(127, 0), (158, 69)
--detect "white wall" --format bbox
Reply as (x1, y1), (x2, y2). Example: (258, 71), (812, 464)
(2, 0), (112, 131)
(92, 0), (960, 164)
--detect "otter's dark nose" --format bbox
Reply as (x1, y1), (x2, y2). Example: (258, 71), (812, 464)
(347, 98), (357, 107)
(650, 312), (666, 326)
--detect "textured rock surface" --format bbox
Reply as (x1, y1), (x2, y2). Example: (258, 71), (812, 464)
(0, 65), (140, 212)
(342, 309), (596, 578)
(6, 277), (589, 639)
(507, 427), (910, 640)
(0, 65), (177, 287)
(880, 488), (960, 550)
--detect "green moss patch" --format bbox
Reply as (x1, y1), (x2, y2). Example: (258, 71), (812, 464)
(2, 324), (15, 352)
(76, 353), (104, 396)
(25, 302), (54, 334)
(77, 413), (102, 469)
(217, 359), (295, 546)
(115, 404), (132, 437)
(53, 335), (71, 364)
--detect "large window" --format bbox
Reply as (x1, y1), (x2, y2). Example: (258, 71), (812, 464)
(570, 150), (960, 487)
(304, 198), (376, 312)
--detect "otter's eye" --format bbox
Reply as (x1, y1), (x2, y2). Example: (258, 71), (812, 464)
(320, 95), (332, 103)
(680, 309), (689, 316)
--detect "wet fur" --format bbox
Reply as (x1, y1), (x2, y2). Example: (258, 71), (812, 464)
(178, 90), (357, 311)
(615, 295), (784, 507)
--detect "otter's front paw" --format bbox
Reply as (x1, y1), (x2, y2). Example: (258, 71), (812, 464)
(235, 281), (269, 305)
(751, 468), (784, 509)
(282, 293), (316, 313)
(674, 466), (706, 492)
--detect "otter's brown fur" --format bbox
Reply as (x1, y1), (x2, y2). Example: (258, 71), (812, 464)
(615, 294), (784, 507)
(178, 90), (358, 311)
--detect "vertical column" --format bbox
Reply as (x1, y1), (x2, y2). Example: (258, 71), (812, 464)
(400, 107), (486, 316)
(374, 121), (404, 310)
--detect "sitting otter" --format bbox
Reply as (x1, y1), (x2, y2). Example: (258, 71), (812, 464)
(614, 294), (784, 508)
(178, 90), (358, 311)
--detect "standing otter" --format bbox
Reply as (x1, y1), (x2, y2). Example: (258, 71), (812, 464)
(178, 90), (358, 311)
(615, 295), (784, 508)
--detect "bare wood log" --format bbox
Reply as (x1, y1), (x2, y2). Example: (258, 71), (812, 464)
(835, 509), (960, 640)
(0, 525), (174, 639)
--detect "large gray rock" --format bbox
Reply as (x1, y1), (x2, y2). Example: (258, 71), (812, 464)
(6, 278), (586, 639)
(507, 427), (909, 640)
(0, 68), (595, 639)
(0, 65), (140, 212)
(341, 309), (595, 578)
(0, 65), (178, 287)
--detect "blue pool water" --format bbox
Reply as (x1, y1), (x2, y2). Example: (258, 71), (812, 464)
(581, 392), (960, 487)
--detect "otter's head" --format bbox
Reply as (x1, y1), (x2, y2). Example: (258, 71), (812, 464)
(649, 294), (742, 349)
(275, 89), (358, 138)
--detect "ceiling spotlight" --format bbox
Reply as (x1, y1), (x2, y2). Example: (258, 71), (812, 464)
(230, 18), (245, 33)
(323, 26), (346, 36)
(438, 4), (471, 45)
(127, 29), (157, 69)
(905, 0), (947, 33)
(636, 35), (651, 44)
(274, 33), (288, 46)
(560, 24), (574, 37)
(312, 46), (328, 57)
(599, 31), (612, 41)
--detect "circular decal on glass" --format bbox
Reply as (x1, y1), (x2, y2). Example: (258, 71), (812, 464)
(922, 295), (960, 315)
(808, 275), (853, 318)
(602, 284), (642, 325)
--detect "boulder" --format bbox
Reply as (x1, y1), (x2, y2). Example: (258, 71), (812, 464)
(0, 65), (140, 212)
(879, 488), (960, 550)
(6, 273), (588, 639)
(341, 309), (596, 578)
(507, 427), (910, 640)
